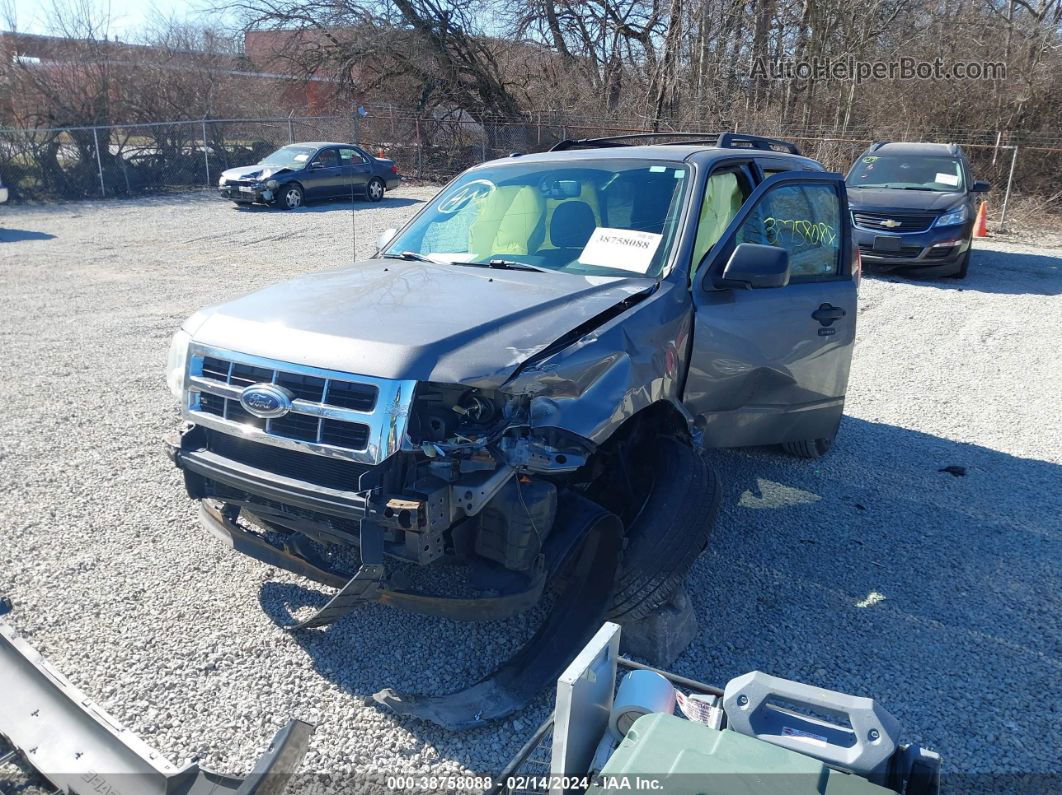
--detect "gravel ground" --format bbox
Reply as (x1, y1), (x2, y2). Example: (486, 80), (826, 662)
(1, 190), (1059, 792)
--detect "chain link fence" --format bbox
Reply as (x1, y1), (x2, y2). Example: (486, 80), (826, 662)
(2, 110), (1058, 228)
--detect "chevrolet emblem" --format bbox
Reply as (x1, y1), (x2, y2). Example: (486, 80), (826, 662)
(880, 218), (902, 228)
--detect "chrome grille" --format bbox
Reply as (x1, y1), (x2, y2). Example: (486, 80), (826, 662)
(182, 345), (416, 466)
(852, 211), (937, 233)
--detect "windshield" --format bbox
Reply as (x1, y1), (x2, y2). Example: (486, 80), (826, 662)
(258, 145), (316, 169)
(385, 159), (691, 278)
(847, 155), (965, 192)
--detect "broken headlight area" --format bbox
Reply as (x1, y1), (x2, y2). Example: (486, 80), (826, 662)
(394, 383), (597, 569)
(406, 383), (509, 449)
(406, 383), (595, 473)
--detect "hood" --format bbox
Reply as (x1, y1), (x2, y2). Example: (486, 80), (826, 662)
(846, 186), (964, 212)
(221, 165), (293, 181)
(188, 259), (653, 387)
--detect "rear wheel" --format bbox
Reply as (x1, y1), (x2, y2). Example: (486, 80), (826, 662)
(781, 415), (841, 459)
(605, 437), (720, 622)
(278, 184), (303, 210)
(782, 437), (834, 458)
(366, 177), (385, 203)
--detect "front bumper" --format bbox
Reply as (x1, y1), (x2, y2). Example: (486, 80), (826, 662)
(853, 219), (972, 271)
(0, 615), (312, 794)
(164, 425), (549, 621)
(198, 501), (550, 621)
(218, 185), (274, 204)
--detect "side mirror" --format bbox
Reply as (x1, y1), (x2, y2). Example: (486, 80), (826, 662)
(970, 180), (990, 193)
(714, 243), (790, 289)
(376, 228), (397, 253)
(309, 161), (325, 169)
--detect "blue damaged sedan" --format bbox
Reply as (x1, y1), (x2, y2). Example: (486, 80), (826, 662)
(217, 142), (401, 209)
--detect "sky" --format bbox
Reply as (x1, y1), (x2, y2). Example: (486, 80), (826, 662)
(6, 0), (232, 39)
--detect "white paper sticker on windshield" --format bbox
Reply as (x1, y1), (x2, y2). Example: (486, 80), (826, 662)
(427, 252), (474, 263)
(935, 172), (960, 186)
(293, 154), (309, 162)
(579, 227), (662, 273)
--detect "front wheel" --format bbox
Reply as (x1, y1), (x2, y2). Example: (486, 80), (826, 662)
(946, 247), (971, 279)
(278, 184), (303, 210)
(606, 437), (720, 622)
(366, 177), (385, 203)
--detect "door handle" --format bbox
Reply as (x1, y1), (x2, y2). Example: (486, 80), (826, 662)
(811, 303), (846, 326)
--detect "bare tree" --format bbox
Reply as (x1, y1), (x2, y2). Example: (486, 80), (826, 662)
(227, 0), (527, 126)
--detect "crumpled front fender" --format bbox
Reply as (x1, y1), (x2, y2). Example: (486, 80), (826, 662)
(503, 280), (695, 445)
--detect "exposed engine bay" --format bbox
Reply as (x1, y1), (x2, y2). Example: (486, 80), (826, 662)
(389, 383), (594, 568)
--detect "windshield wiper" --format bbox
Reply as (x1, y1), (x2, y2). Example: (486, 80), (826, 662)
(454, 259), (549, 273)
(382, 251), (434, 262)
(384, 253), (548, 271)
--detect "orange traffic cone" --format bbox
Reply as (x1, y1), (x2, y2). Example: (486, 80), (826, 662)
(377, 147), (385, 158)
(973, 201), (988, 237)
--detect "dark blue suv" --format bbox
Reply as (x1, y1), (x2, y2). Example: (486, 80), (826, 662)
(846, 142), (989, 279)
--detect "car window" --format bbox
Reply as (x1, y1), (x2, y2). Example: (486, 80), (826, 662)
(734, 183), (842, 281)
(313, 149), (339, 167)
(386, 159), (691, 278)
(847, 155), (964, 191)
(258, 145), (316, 169)
(339, 147), (367, 164)
(690, 169), (751, 282)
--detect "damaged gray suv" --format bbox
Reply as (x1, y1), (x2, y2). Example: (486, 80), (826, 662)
(164, 132), (858, 727)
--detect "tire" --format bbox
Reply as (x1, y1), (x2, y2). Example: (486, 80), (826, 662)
(782, 437), (833, 458)
(781, 413), (841, 459)
(278, 183), (303, 210)
(946, 247), (971, 279)
(606, 437), (720, 622)
(366, 177), (385, 203)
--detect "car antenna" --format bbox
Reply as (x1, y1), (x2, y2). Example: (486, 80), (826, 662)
(350, 104), (360, 256)
(350, 160), (357, 256)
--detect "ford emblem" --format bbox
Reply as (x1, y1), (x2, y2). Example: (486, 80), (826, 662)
(239, 383), (294, 419)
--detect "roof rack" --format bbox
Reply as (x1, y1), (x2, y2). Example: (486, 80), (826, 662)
(549, 131), (801, 156)
(871, 141), (963, 155)
(548, 132), (712, 151)
(714, 132), (801, 155)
